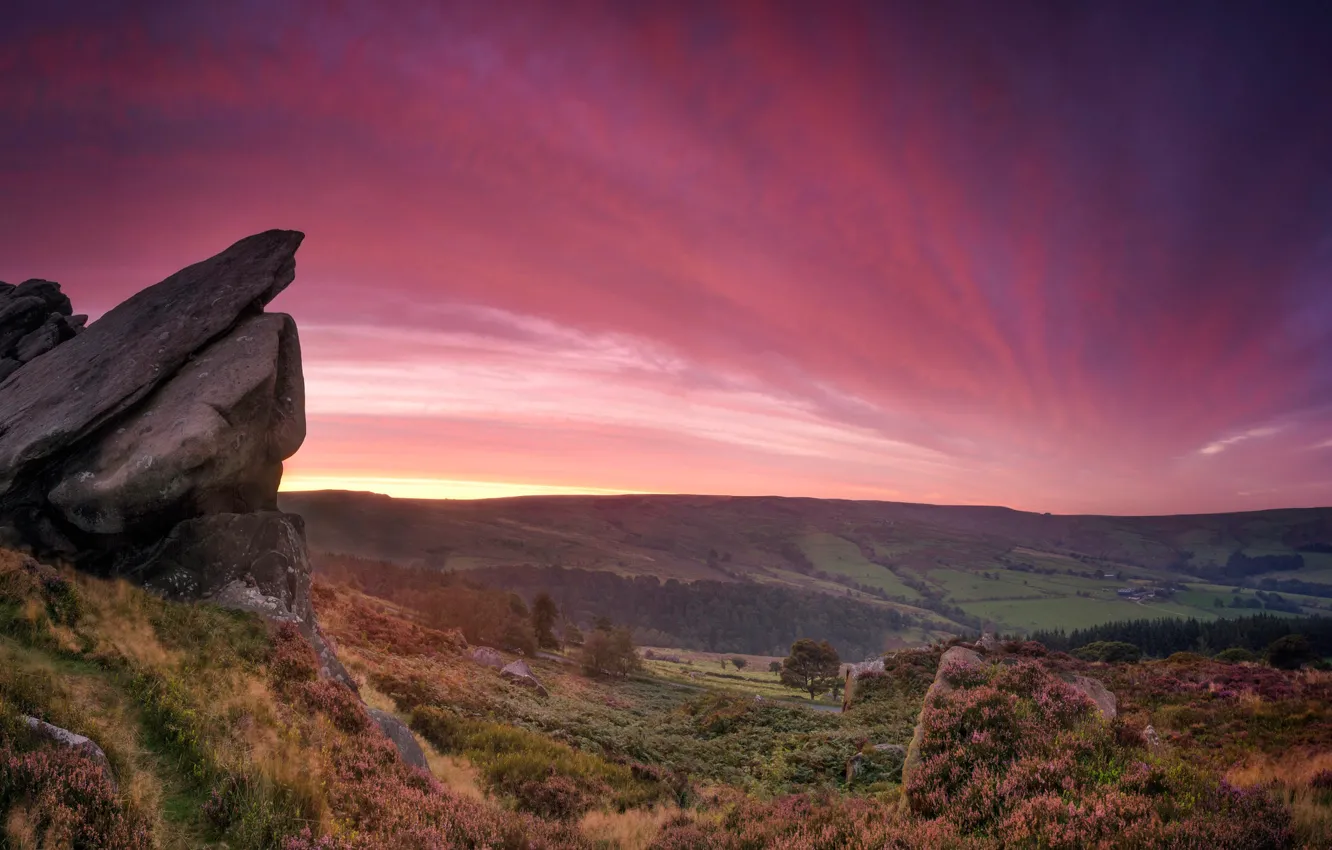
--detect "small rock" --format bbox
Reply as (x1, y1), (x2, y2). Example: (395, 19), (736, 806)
(872, 743), (907, 758)
(471, 646), (504, 669)
(310, 625), (359, 692)
(23, 716), (116, 789)
(1143, 724), (1161, 750)
(978, 631), (1000, 652)
(500, 659), (549, 696)
(367, 707), (428, 770)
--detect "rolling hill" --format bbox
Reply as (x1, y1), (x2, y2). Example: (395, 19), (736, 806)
(281, 490), (1332, 637)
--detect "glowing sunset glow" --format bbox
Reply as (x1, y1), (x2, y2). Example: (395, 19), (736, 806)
(2, 2), (1330, 514)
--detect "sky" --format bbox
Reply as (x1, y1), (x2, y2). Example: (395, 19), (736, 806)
(2, 1), (1331, 515)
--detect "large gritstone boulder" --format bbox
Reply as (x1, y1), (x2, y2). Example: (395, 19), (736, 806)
(0, 230), (303, 500)
(47, 313), (305, 535)
(0, 230), (355, 690)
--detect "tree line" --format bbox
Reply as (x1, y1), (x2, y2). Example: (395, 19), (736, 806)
(1032, 612), (1332, 658)
(447, 564), (922, 660)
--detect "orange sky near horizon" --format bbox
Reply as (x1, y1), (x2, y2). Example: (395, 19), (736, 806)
(2, 2), (1331, 516)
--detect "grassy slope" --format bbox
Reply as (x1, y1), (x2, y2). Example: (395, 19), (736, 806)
(6, 543), (1332, 848)
(282, 491), (1332, 636)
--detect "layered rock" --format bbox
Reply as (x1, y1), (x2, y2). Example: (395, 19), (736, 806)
(0, 231), (339, 676)
(0, 230), (426, 761)
(0, 279), (85, 382)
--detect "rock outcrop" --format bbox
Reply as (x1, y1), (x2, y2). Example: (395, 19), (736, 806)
(901, 645), (983, 783)
(0, 230), (353, 688)
(900, 643), (1118, 793)
(0, 279), (85, 383)
(368, 708), (429, 770)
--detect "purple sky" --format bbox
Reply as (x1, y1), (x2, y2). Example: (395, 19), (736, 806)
(2, 1), (1331, 513)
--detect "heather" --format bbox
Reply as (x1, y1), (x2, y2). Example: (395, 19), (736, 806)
(5, 547), (1331, 848)
(904, 656), (1292, 847)
(0, 551), (581, 848)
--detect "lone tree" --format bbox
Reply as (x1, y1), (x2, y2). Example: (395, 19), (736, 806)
(731, 657), (747, 671)
(531, 592), (560, 650)
(768, 661), (781, 674)
(580, 626), (643, 678)
(779, 638), (841, 699)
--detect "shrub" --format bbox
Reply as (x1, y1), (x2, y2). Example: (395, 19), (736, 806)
(1216, 647), (1259, 664)
(1267, 635), (1316, 670)
(410, 705), (471, 754)
(0, 739), (152, 849)
(1073, 640), (1142, 663)
(512, 774), (599, 820)
(411, 708), (669, 813)
(580, 627), (643, 678)
(903, 658), (1294, 846)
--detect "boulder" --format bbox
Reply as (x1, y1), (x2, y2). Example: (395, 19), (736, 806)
(500, 659), (549, 696)
(1063, 673), (1117, 720)
(310, 625), (358, 691)
(471, 646), (505, 669)
(368, 708), (429, 770)
(23, 716), (116, 789)
(118, 511), (314, 624)
(48, 313), (306, 535)
(0, 230), (303, 498)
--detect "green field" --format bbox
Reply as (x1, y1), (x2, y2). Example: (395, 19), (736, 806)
(798, 533), (923, 599)
(286, 491), (1332, 640)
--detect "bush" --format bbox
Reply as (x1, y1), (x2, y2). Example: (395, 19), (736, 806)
(1072, 640), (1142, 663)
(512, 774), (600, 820)
(1215, 647), (1259, 664)
(0, 738), (152, 849)
(580, 627), (642, 678)
(903, 658), (1294, 846)
(410, 705), (471, 753)
(1267, 634), (1316, 670)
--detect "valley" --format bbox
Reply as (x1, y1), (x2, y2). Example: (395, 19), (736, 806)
(284, 490), (1332, 640)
